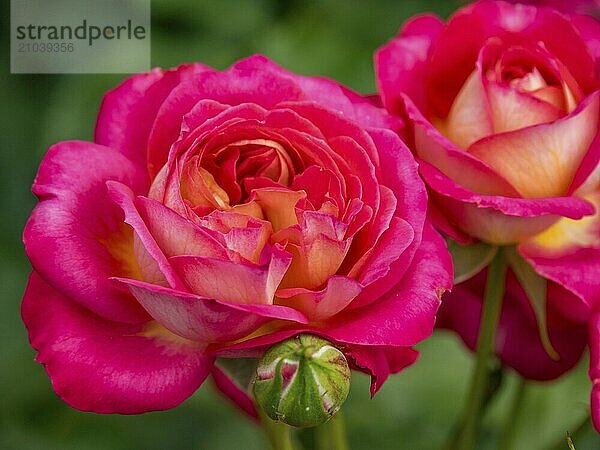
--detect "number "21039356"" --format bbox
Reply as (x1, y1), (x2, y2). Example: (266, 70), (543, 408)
(18, 42), (74, 52)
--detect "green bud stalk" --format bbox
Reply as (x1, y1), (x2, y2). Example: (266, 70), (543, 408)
(253, 334), (351, 428)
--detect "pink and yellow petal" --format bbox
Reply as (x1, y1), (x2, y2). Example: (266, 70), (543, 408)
(420, 160), (595, 244)
(170, 246), (292, 305)
(95, 63), (211, 170)
(426, 1), (597, 116)
(324, 224), (452, 347)
(146, 64), (304, 176)
(404, 96), (521, 197)
(469, 92), (600, 198)
(23, 141), (149, 323)
(484, 82), (562, 134)
(521, 193), (600, 257)
(22, 272), (212, 414)
(115, 278), (307, 343)
(107, 181), (186, 290)
(445, 68), (493, 149)
(519, 206), (600, 318)
(135, 195), (228, 259)
(277, 275), (362, 322)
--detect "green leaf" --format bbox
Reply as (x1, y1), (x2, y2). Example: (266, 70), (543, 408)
(447, 239), (497, 284)
(504, 246), (560, 361)
(215, 357), (260, 393)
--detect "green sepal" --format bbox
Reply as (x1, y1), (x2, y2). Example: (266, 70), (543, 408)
(504, 246), (560, 361)
(447, 239), (497, 284)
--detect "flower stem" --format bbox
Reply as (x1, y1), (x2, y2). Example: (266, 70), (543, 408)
(498, 377), (527, 450)
(260, 410), (296, 450)
(315, 412), (349, 450)
(457, 248), (507, 450)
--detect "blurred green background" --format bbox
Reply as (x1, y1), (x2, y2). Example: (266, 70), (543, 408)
(1, 0), (599, 449)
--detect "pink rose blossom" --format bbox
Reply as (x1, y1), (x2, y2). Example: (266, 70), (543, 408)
(376, 0), (600, 245)
(376, 0), (600, 431)
(22, 55), (452, 415)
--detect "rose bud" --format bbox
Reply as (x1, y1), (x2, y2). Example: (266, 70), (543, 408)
(253, 334), (350, 428)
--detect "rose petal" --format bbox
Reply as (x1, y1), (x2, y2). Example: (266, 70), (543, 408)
(170, 246), (292, 305)
(159, 103), (270, 211)
(22, 272), (212, 413)
(212, 329), (303, 358)
(343, 185), (396, 276)
(114, 278), (307, 343)
(360, 128), (428, 281)
(404, 95), (521, 197)
(95, 64), (211, 170)
(146, 62), (304, 176)
(342, 128), (427, 291)
(277, 275), (362, 322)
(211, 365), (258, 419)
(571, 12), (600, 76)
(324, 223), (452, 347)
(327, 135), (379, 210)
(375, 14), (444, 116)
(251, 189), (305, 232)
(420, 160), (595, 243)
(569, 112), (600, 194)
(278, 101), (382, 174)
(349, 217), (414, 289)
(276, 210), (351, 291)
(427, 2), (598, 116)
(469, 91), (600, 198)
(485, 81), (562, 133)
(23, 141), (148, 323)
(135, 195), (228, 259)
(520, 198), (600, 319)
(291, 165), (344, 214)
(445, 68), (494, 148)
(478, 38), (584, 114)
(345, 345), (419, 396)
(520, 192), (600, 257)
(107, 181), (186, 290)
(234, 55), (399, 130)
